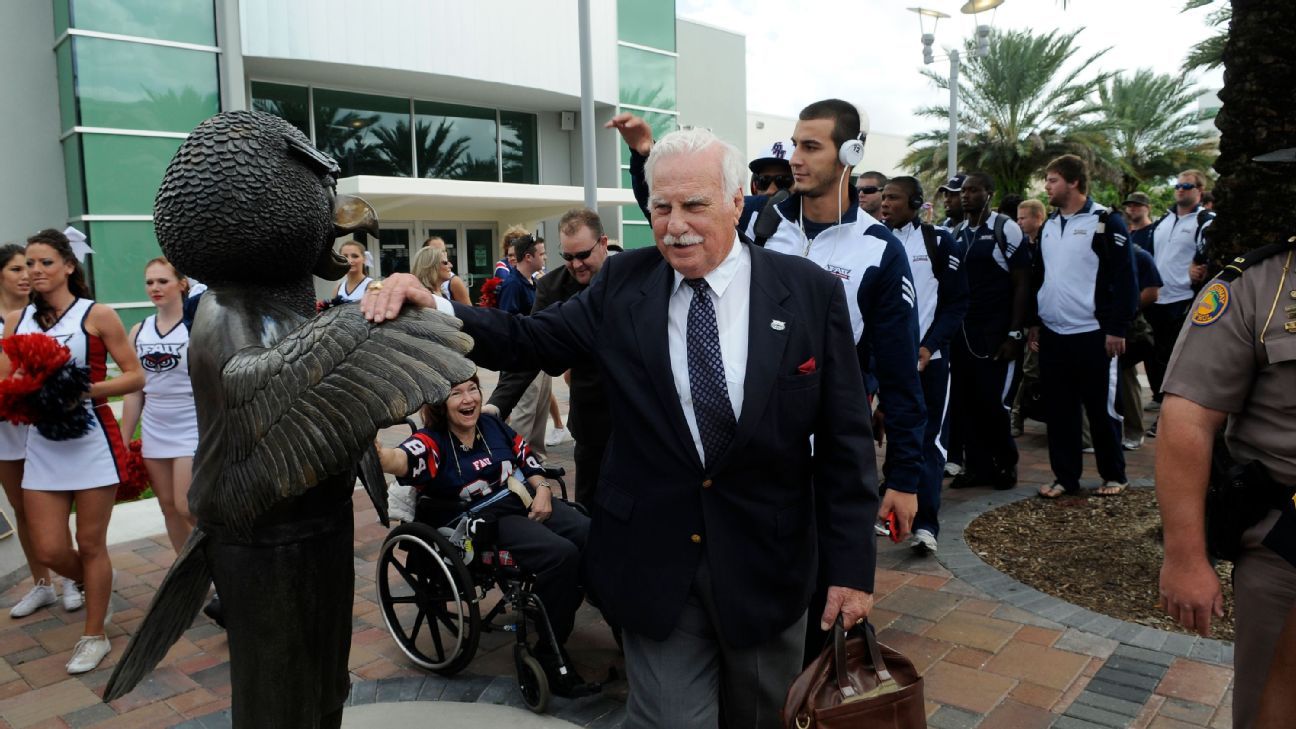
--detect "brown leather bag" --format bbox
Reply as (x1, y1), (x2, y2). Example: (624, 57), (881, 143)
(783, 618), (927, 728)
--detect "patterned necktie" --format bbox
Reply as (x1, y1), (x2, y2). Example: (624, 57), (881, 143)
(685, 278), (737, 467)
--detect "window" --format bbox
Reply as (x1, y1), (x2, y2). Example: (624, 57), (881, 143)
(68, 0), (216, 45)
(313, 89), (414, 178)
(618, 46), (676, 111)
(251, 82), (311, 139)
(619, 108), (678, 165)
(413, 101), (497, 181)
(500, 111), (539, 184)
(617, 0), (676, 52)
(73, 37), (220, 133)
(85, 220), (163, 304)
(80, 134), (184, 215)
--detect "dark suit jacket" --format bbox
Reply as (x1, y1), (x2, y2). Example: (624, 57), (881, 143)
(452, 242), (878, 648)
(486, 266), (609, 445)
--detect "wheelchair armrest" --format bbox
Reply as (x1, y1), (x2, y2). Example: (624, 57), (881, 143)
(540, 465), (566, 479)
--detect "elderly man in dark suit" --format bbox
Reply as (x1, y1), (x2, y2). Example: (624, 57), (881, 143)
(365, 128), (879, 728)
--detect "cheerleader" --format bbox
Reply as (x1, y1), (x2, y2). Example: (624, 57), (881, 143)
(0, 229), (143, 674)
(1, 243), (81, 618)
(332, 240), (373, 302)
(119, 258), (198, 555)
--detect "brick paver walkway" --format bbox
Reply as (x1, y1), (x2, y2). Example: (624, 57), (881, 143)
(0, 375), (1234, 728)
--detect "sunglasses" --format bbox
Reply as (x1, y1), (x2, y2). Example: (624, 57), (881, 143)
(1174, 183), (1198, 191)
(856, 186), (882, 195)
(755, 174), (794, 190)
(560, 239), (602, 262)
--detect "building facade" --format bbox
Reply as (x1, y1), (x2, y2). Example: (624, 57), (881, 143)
(1, 0), (746, 327)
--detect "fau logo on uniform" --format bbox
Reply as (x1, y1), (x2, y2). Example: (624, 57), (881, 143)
(826, 264), (852, 280)
(138, 344), (183, 373)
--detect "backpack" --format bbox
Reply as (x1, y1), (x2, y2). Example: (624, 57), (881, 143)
(919, 223), (949, 277)
(955, 214), (1011, 263)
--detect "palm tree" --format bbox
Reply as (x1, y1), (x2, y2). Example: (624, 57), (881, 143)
(1100, 69), (1216, 199)
(902, 28), (1111, 198)
(1206, 0), (1296, 262)
(1184, 0), (1230, 72)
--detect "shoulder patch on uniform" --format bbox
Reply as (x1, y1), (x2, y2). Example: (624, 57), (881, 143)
(1191, 282), (1231, 326)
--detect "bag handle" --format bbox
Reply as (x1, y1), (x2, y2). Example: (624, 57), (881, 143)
(830, 616), (891, 698)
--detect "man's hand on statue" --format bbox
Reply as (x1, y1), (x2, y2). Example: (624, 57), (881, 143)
(604, 113), (654, 157)
(361, 273), (437, 322)
(821, 586), (874, 631)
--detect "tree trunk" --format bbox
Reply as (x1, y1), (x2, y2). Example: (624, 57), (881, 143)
(1208, 0), (1296, 260)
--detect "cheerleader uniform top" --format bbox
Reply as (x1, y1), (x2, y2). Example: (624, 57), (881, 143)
(15, 298), (126, 490)
(134, 314), (199, 458)
(395, 414), (544, 520)
(335, 276), (373, 302)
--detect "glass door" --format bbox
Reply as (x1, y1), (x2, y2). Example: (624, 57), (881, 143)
(375, 222), (414, 278)
(464, 226), (497, 304)
(424, 226), (459, 293)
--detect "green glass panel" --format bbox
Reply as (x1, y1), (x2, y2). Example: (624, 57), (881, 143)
(251, 82), (311, 139)
(74, 37), (219, 132)
(314, 88), (413, 178)
(54, 0), (70, 37)
(81, 134), (183, 214)
(70, 0), (216, 45)
(621, 169), (645, 222)
(617, 0), (675, 51)
(413, 100), (498, 181)
(621, 223), (656, 250)
(500, 111), (538, 184)
(85, 221), (163, 305)
(62, 136), (85, 219)
(618, 46), (676, 110)
(56, 42), (77, 132)
(114, 306), (150, 334)
(618, 108), (677, 165)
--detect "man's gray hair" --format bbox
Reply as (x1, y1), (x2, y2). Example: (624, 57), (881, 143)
(645, 128), (747, 200)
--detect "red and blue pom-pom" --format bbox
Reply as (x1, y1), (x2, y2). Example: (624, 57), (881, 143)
(0, 333), (94, 440)
(116, 439), (151, 503)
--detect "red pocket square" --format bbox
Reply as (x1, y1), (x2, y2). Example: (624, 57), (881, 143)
(797, 357), (817, 375)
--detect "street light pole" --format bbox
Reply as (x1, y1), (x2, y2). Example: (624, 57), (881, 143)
(577, 0), (597, 209)
(948, 49), (959, 182)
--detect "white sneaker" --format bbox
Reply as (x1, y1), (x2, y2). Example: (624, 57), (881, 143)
(1122, 437), (1144, 451)
(874, 521), (890, 538)
(910, 529), (938, 556)
(944, 462), (963, 477)
(1082, 446), (1095, 454)
(61, 577), (83, 612)
(9, 580), (57, 618)
(544, 427), (570, 447)
(65, 635), (111, 674)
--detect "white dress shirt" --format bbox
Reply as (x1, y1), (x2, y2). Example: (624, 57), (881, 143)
(668, 236), (751, 463)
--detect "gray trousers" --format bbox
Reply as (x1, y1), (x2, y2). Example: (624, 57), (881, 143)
(509, 373), (552, 459)
(1234, 512), (1296, 729)
(622, 560), (806, 729)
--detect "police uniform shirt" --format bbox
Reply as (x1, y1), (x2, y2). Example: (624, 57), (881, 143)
(1162, 246), (1296, 485)
(958, 212), (1029, 328)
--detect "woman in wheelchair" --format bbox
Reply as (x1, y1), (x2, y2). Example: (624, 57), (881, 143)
(375, 373), (594, 696)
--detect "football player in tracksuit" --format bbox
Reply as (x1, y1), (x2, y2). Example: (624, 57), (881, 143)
(1030, 155), (1138, 499)
(948, 172), (1031, 491)
(879, 176), (968, 556)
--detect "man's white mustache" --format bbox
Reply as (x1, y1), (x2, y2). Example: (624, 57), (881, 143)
(662, 234), (704, 247)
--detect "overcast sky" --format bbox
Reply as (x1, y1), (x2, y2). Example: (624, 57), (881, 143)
(677, 0), (1225, 139)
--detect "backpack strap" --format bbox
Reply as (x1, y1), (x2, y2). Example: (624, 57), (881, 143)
(993, 213), (1010, 261)
(920, 223), (946, 276)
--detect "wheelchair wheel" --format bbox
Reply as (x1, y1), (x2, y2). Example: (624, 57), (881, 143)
(514, 645), (550, 714)
(376, 522), (480, 674)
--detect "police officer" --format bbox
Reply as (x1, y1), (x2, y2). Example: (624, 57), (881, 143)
(879, 177), (968, 555)
(1158, 234), (1296, 729)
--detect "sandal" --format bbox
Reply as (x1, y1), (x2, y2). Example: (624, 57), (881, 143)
(1096, 481), (1128, 497)
(1038, 482), (1071, 499)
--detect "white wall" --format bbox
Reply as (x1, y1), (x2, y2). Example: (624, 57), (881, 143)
(676, 20), (746, 154)
(0, 2), (68, 243)
(240, 0), (618, 106)
(747, 112), (910, 177)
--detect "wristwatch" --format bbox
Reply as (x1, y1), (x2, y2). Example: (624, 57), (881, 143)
(1007, 329), (1025, 341)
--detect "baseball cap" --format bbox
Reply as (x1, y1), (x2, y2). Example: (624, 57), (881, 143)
(1123, 192), (1151, 206)
(938, 174), (966, 193)
(749, 139), (793, 173)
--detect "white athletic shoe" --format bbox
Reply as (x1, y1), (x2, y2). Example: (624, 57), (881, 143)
(910, 529), (938, 556)
(65, 635), (111, 674)
(944, 462), (963, 477)
(61, 577), (84, 612)
(1122, 437), (1144, 451)
(9, 580), (57, 618)
(544, 427), (571, 447)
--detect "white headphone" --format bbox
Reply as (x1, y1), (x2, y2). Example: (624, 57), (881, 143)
(838, 133), (865, 167)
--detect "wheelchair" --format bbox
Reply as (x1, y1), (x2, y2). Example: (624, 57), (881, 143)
(375, 461), (588, 713)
